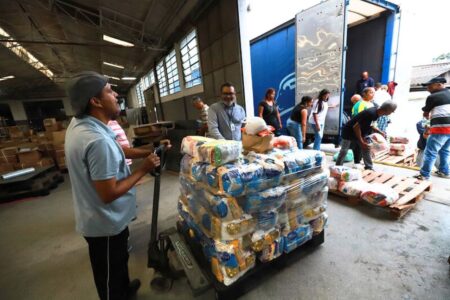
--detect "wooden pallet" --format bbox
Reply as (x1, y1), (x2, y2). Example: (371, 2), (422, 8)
(374, 151), (416, 167)
(330, 170), (432, 218)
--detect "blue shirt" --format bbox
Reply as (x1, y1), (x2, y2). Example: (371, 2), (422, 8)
(208, 101), (246, 140)
(65, 116), (136, 237)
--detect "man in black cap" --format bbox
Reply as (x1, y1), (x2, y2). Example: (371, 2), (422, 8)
(415, 77), (450, 180)
(65, 71), (160, 299)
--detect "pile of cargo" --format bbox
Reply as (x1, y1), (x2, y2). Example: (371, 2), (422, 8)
(0, 118), (67, 173)
(178, 136), (329, 285)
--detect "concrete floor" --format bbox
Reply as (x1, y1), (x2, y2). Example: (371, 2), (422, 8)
(0, 160), (449, 300)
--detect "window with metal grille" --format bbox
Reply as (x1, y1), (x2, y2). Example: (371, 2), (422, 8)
(180, 30), (202, 88)
(156, 61), (168, 97)
(165, 49), (181, 94)
(135, 83), (145, 107)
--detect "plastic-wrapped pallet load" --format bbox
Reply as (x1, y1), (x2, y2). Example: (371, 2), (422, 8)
(177, 136), (329, 285)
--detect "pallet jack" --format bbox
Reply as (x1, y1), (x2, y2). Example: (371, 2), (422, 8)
(147, 144), (210, 295)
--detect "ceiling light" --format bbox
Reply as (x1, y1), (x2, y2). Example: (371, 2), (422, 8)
(104, 74), (120, 81)
(103, 35), (134, 47)
(103, 61), (124, 69)
(121, 77), (136, 80)
(0, 26), (53, 79)
(0, 75), (15, 82)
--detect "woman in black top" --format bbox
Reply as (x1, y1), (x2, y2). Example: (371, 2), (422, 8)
(258, 88), (282, 136)
(286, 96), (313, 149)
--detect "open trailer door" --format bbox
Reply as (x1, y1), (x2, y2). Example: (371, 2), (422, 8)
(295, 0), (347, 144)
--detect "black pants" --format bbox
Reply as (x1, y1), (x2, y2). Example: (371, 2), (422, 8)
(351, 141), (362, 164)
(84, 227), (130, 300)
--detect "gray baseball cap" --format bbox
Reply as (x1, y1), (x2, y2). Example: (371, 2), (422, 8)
(66, 71), (108, 118)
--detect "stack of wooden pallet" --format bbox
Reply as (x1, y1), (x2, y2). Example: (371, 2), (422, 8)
(330, 170), (432, 218)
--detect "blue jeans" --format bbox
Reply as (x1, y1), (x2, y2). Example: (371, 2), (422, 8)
(420, 134), (450, 178)
(312, 123), (324, 151)
(286, 118), (303, 149)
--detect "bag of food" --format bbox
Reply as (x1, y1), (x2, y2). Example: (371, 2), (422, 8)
(360, 183), (399, 206)
(389, 136), (409, 144)
(328, 177), (338, 190)
(282, 224), (312, 253)
(333, 150), (354, 162)
(181, 136), (215, 157)
(197, 140), (242, 166)
(390, 143), (407, 151)
(271, 135), (297, 149)
(366, 133), (389, 156)
(243, 186), (287, 213)
(338, 180), (371, 197)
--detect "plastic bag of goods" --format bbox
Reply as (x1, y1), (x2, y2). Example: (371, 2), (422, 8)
(282, 224), (312, 253)
(179, 175), (196, 196)
(181, 136), (215, 157)
(390, 143), (407, 151)
(310, 213), (328, 235)
(360, 183), (399, 207)
(333, 149), (354, 162)
(246, 152), (285, 178)
(328, 177), (338, 190)
(252, 209), (279, 231)
(201, 211), (256, 240)
(237, 160), (265, 192)
(366, 133), (389, 156)
(251, 228), (284, 262)
(338, 180), (371, 197)
(243, 186), (287, 214)
(211, 249), (256, 286)
(188, 188), (243, 221)
(300, 170), (329, 196)
(330, 165), (361, 182)
(205, 163), (244, 196)
(390, 136), (409, 144)
(389, 149), (405, 156)
(271, 135), (297, 149)
(197, 140), (242, 166)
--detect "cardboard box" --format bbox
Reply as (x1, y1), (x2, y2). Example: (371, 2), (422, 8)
(242, 132), (274, 153)
(133, 125), (162, 137)
(17, 150), (43, 164)
(43, 118), (57, 127)
(1, 146), (18, 157)
(51, 130), (66, 145)
(17, 157), (54, 169)
(0, 163), (15, 173)
(44, 119), (62, 132)
(56, 156), (66, 169)
(0, 155), (17, 164)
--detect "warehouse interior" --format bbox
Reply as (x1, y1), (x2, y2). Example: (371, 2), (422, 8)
(1, 0), (449, 299)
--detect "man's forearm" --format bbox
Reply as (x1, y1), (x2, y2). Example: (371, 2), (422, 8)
(123, 147), (153, 159)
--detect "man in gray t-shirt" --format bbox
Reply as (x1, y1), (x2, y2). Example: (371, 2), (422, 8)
(65, 71), (159, 300)
(208, 82), (246, 140)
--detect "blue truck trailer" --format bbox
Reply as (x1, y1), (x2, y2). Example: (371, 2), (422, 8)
(250, 0), (400, 145)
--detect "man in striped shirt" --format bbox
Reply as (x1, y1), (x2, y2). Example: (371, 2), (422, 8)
(415, 77), (450, 180)
(192, 96), (209, 136)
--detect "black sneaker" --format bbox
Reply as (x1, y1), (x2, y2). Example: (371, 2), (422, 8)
(127, 279), (141, 298)
(413, 174), (429, 181)
(434, 170), (450, 178)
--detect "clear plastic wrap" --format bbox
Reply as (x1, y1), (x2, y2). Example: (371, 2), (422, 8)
(181, 136), (215, 157)
(197, 140), (243, 166)
(310, 213), (328, 235)
(328, 177), (338, 190)
(246, 152), (285, 178)
(179, 199), (255, 240)
(330, 165), (361, 182)
(243, 186), (287, 214)
(252, 209), (279, 231)
(181, 136), (242, 166)
(360, 183), (399, 207)
(282, 224), (312, 253)
(250, 227), (281, 252)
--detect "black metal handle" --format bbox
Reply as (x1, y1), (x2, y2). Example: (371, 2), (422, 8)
(150, 144), (167, 177)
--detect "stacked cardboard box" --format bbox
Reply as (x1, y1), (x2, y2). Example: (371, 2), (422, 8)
(43, 118), (62, 132)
